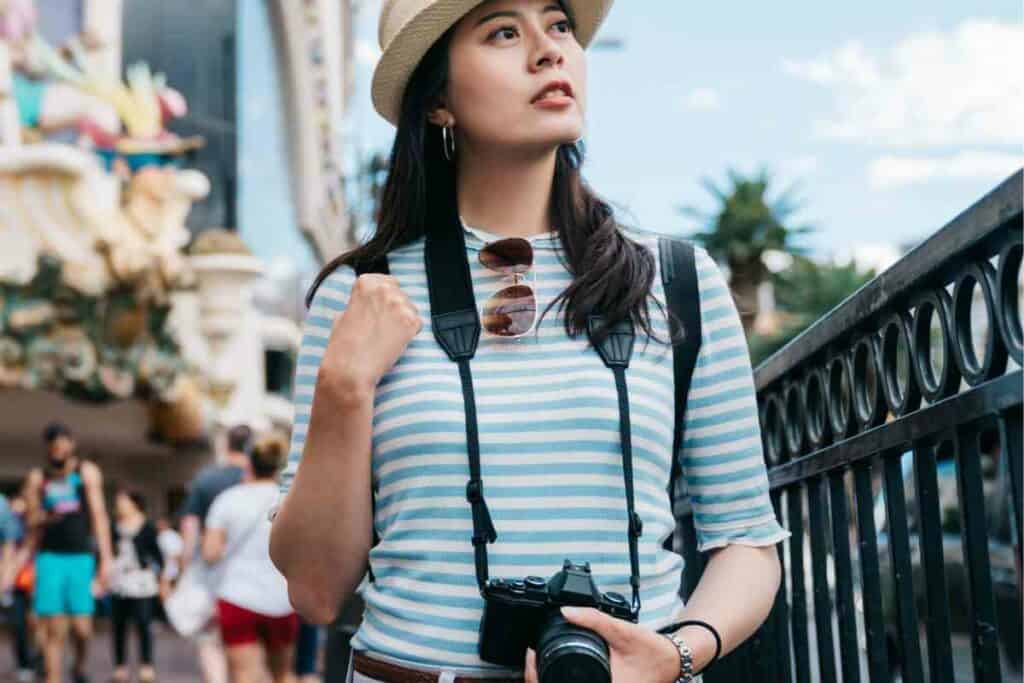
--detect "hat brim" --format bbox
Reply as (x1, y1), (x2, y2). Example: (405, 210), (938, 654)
(371, 0), (614, 126)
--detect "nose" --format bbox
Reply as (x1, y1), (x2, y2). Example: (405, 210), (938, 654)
(529, 33), (564, 73)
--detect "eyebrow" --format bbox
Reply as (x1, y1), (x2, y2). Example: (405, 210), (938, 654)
(475, 4), (565, 27)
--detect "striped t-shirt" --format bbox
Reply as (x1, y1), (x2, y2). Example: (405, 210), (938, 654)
(279, 224), (789, 674)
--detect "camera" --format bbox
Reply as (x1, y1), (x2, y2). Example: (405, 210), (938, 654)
(479, 560), (637, 683)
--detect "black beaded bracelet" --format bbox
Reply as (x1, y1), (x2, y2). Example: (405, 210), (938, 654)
(676, 619), (722, 665)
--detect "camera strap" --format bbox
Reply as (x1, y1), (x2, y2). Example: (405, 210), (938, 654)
(352, 232), (703, 618)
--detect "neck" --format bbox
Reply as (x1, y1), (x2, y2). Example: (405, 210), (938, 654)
(49, 457), (76, 475)
(224, 452), (248, 467)
(456, 143), (558, 239)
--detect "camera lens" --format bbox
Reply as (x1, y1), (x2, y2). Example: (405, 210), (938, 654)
(536, 613), (610, 683)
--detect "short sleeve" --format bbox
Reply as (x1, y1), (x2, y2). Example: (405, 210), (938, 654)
(678, 248), (790, 552)
(204, 490), (231, 532)
(276, 266), (358, 501)
(180, 478), (206, 519)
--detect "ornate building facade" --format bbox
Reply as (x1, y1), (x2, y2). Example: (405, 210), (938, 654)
(0, 0), (354, 514)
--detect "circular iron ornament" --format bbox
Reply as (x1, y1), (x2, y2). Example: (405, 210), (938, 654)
(880, 311), (922, 416)
(911, 289), (960, 403)
(952, 261), (1007, 386)
(761, 393), (785, 465)
(783, 382), (806, 457)
(827, 354), (854, 439)
(852, 335), (886, 429)
(803, 366), (829, 450)
(996, 239), (1022, 364)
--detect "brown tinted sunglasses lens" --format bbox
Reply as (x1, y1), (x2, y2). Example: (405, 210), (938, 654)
(479, 238), (533, 275)
(481, 284), (536, 337)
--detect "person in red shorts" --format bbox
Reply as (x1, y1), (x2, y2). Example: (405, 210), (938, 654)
(203, 433), (298, 683)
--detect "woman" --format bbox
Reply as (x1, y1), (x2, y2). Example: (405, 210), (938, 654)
(204, 433), (297, 683)
(109, 489), (164, 683)
(270, 1), (789, 681)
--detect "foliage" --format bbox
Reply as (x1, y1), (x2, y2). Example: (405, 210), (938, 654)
(685, 168), (812, 332)
(749, 255), (876, 365)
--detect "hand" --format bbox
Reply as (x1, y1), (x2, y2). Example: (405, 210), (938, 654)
(92, 558), (111, 596)
(317, 274), (422, 400)
(524, 607), (682, 683)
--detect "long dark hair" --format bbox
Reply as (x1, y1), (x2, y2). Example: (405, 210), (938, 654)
(308, 25), (671, 345)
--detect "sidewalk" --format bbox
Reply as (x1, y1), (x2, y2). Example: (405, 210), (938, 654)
(0, 622), (200, 683)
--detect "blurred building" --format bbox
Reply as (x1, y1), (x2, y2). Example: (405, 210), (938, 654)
(0, 0), (355, 515)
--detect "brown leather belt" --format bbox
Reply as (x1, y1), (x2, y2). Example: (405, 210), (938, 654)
(352, 652), (523, 683)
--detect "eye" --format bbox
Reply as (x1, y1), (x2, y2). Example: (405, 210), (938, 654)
(488, 25), (519, 42)
(551, 19), (573, 35)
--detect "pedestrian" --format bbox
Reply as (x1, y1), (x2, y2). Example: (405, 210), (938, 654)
(177, 424), (252, 683)
(109, 488), (165, 683)
(2, 495), (41, 682)
(203, 432), (297, 683)
(155, 516), (184, 586)
(269, 1), (789, 681)
(24, 421), (114, 683)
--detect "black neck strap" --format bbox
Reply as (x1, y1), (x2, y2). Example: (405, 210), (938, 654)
(423, 221), (642, 614)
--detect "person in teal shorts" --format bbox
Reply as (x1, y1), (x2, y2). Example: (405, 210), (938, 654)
(24, 423), (114, 683)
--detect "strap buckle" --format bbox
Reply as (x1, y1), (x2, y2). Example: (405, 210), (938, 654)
(629, 512), (644, 538)
(466, 480), (484, 504)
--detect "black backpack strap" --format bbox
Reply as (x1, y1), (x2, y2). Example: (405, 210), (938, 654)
(655, 237), (704, 606)
(354, 256), (389, 582)
(658, 238), (702, 556)
(656, 237), (710, 617)
(355, 256), (390, 277)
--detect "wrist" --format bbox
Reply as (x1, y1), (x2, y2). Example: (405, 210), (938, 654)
(316, 367), (376, 407)
(676, 625), (717, 673)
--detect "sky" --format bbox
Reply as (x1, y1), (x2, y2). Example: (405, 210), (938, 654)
(241, 0), (1023, 279)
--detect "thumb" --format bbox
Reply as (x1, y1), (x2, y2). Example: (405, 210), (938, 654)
(560, 606), (628, 647)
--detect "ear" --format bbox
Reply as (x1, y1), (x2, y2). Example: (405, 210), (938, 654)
(426, 100), (455, 128)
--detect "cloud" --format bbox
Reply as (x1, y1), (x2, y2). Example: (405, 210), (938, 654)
(676, 87), (721, 112)
(355, 38), (381, 70)
(783, 19), (1024, 148)
(833, 244), (904, 274)
(779, 155), (819, 179)
(868, 150), (1023, 188)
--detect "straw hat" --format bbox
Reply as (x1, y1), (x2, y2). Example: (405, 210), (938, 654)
(371, 0), (615, 126)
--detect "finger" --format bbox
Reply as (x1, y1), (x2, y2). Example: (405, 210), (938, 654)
(560, 607), (629, 647)
(524, 648), (538, 683)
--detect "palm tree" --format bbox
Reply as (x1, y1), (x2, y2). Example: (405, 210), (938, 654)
(684, 168), (811, 334)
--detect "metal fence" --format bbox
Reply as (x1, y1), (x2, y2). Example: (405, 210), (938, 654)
(682, 170), (1023, 682)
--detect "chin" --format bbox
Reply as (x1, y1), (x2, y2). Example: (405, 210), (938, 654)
(531, 124), (584, 150)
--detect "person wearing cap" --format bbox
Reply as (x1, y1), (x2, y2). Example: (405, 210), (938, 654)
(270, 2), (788, 682)
(23, 422), (114, 683)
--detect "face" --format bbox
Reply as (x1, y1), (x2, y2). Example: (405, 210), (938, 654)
(435, 0), (586, 154)
(47, 435), (75, 464)
(114, 492), (133, 518)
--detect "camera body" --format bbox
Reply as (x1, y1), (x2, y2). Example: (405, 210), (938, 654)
(478, 560), (636, 668)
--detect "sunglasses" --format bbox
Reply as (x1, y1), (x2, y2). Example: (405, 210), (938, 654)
(478, 237), (537, 338)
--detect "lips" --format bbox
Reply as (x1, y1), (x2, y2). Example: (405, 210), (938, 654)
(531, 80), (574, 104)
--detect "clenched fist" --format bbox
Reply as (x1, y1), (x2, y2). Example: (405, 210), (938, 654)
(316, 273), (422, 402)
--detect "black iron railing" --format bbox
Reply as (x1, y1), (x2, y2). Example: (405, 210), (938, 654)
(682, 170), (1023, 682)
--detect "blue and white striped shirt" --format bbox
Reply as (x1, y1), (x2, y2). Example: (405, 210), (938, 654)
(279, 224), (788, 673)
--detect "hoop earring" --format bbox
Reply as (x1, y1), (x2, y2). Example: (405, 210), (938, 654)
(442, 125), (455, 161)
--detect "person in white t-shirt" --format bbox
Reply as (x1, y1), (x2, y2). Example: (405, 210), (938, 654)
(203, 433), (297, 683)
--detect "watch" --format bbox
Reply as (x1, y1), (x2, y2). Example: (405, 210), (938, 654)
(663, 632), (695, 682)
